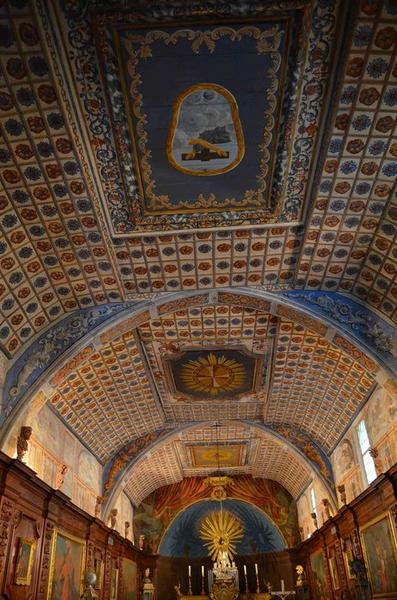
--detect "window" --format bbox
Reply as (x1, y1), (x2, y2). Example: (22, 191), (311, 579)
(357, 419), (377, 485)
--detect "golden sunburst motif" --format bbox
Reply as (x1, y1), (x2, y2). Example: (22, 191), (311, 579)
(180, 353), (246, 396)
(199, 511), (244, 563)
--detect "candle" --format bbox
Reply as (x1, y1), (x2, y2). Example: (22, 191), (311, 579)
(255, 563), (258, 575)
(281, 579), (285, 592)
(243, 564), (247, 575)
(188, 565), (191, 577)
(201, 565), (204, 577)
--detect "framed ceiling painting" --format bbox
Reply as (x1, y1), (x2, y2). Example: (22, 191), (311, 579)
(47, 529), (86, 600)
(360, 513), (397, 598)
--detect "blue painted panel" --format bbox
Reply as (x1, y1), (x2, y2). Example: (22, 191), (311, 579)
(159, 499), (285, 557)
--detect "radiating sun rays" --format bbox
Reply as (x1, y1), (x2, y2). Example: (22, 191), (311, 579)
(180, 353), (246, 396)
(199, 510), (244, 562)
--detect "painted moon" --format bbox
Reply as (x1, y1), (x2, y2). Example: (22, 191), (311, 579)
(167, 83), (244, 176)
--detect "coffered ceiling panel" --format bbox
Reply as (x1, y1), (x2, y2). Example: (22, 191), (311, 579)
(123, 426), (311, 505)
(124, 440), (183, 506)
(138, 303), (276, 420)
(1, 0), (397, 511)
(265, 320), (376, 452)
(48, 330), (164, 462)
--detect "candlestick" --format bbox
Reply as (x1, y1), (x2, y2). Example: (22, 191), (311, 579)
(243, 564), (247, 575)
(281, 579), (285, 592)
(255, 563), (258, 575)
(243, 564), (248, 592)
(201, 565), (205, 595)
(255, 563), (259, 593)
(188, 565), (192, 596)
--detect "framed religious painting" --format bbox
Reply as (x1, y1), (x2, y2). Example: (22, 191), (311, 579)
(110, 567), (119, 600)
(47, 529), (86, 599)
(94, 557), (104, 590)
(15, 537), (36, 585)
(343, 544), (355, 580)
(120, 558), (137, 600)
(310, 550), (329, 600)
(328, 554), (340, 592)
(360, 513), (397, 597)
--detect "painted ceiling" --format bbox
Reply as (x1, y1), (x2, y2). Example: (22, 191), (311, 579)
(0, 0), (397, 512)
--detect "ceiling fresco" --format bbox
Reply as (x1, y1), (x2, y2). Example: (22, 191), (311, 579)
(76, 0), (343, 231)
(0, 0), (397, 515)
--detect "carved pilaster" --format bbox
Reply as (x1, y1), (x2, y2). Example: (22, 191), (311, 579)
(37, 520), (55, 599)
(103, 550), (112, 599)
(87, 540), (95, 571)
(334, 538), (348, 592)
(351, 528), (363, 560)
(0, 497), (14, 579)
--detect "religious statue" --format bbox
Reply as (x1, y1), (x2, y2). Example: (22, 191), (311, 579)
(110, 508), (118, 530)
(16, 426), (32, 462)
(296, 565), (305, 587)
(125, 521), (130, 539)
(81, 571), (98, 599)
(95, 496), (103, 519)
(138, 534), (145, 551)
(322, 498), (331, 520)
(369, 447), (384, 476)
(55, 463), (68, 490)
(337, 484), (346, 505)
(311, 512), (318, 529)
(143, 568), (155, 600)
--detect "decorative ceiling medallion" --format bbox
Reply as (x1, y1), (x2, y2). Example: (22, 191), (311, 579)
(189, 443), (246, 468)
(163, 347), (263, 400)
(88, 0), (342, 233)
(167, 84), (244, 176)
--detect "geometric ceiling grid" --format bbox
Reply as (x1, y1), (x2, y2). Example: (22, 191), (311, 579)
(68, 0), (342, 232)
(250, 434), (312, 498)
(265, 321), (376, 452)
(116, 227), (304, 297)
(0, 3), (123, 356)
(1, 0), (397, 513)
(48, 330), (164, 463)
(296, 3), (397, 322)
(123, 427), (312, 505)
(138, 304), (276, 420)
(123, 440), (183, 506)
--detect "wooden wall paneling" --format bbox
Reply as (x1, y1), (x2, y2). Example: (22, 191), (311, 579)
(4, 511), (42, 600)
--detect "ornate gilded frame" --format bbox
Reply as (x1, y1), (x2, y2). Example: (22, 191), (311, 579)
(47, 529), (86, 600)
(15, 537), (37, 586)
(360, 511), (397, 598)
(166, 83), (245, 176)
(110, 567), (119, 600)
(118, 24), (283, 214)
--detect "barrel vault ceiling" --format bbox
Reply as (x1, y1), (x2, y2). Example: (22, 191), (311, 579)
(0, 0), (396, 506)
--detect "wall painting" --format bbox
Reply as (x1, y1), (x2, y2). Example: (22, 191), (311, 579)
(361, 513), (397, 597)
(120, 558), (137, 600)
(310, 550), (328, 600)
(47, 529), (86, 599)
